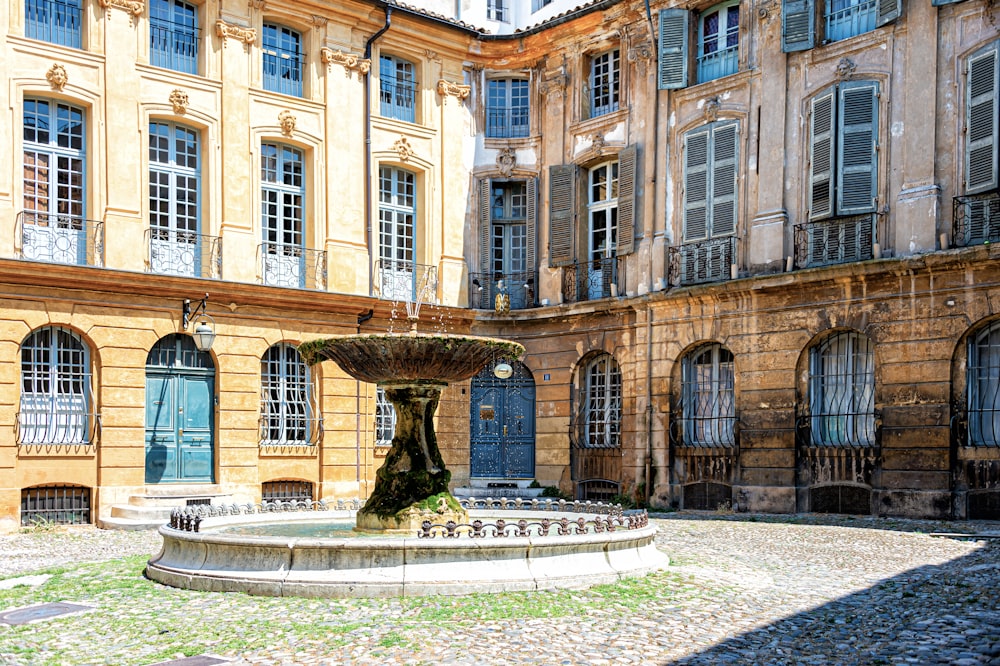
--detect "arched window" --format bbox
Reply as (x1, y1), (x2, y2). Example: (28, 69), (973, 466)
(262, 23), (303, 97)
(19, 327), (94, 445)
(809, 330), (875, 446)
(260, 344), (314, 445)
(380, 54), (416, 122)
(582, 353), (622, 448)
(697, 1), (739, 83)
(681, 344), (735, 447)
(968, 321), (1000, 446)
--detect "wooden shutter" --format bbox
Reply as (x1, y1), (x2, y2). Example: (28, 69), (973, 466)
(616, 145), (637, 256)
(683, 128), (710, 241)
(526, 177), (537, 272)
(548, 165), (576, 267)
(711, 122), (738, 237)
(837, 81), (879, 215)
(966, 46), (999, 194)
(931, 0), (964, 6)
(479, 179), (492, 275)
(781, 0), (815, 53)
(809, 88), (836, 221)
(875, 0), (901, 26)
(658, 10), (690, 90)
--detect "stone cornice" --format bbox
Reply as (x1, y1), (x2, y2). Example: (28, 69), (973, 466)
(320, 48), (371, 78)
(216, 20), (256, 46)
(436, 79), (470, 102)
(97, 0), (143, 22)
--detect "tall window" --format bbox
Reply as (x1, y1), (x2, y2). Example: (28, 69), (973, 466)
(380, 55), (416, 123)
(583, 354), (622, 448)
(25, 0), (81, 48)
(377, 166), (416, 300)
(150, 0), (198, 74)
(587, 161), (618, 300)
(824, 0), (876, 43)
(781, 0), (899, 52)
(683, 121), (737, 242)
(262, 24), (303, 97)
(261, 344), (312, 445)
(809, 331), (875, 447)
(486, 78), (529, 139)
(22, 99), (87, 265)
(487, 0), (508, 22)
(590, 49), (620, 118)
(969, 322), (1000, 446)
(956, 42), (1000, 248)
(261, 142), (305, 287)
(681, 344), (735, 447)
(149, 122), (200, 276)
(19, 327), (92, 445)
(698, 2), (739, 83)
(375, 387), (396, 447)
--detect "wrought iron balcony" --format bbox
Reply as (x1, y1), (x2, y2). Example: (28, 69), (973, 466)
(146, 228), (222, 279)
(258, 242), (327, 290)
(16, 211), (103, 267)
(374, 259), (437, 303)
(16, 409), (100, 446)
(469, 271), (537, 310)
(379, 75), (417, 123)
(149, 18), (199, 74)
(668, 236), (737, 287)
(953, 190), (1000, 248)
(561, 256), (623, 304)
(794, 214), (876, 269)
(485, 106), (530, 139)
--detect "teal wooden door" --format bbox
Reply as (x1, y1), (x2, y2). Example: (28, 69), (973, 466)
(470, 361), (535, 479)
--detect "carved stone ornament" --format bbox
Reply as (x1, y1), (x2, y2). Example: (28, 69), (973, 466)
(436, 79), (471, 102)
(321, 48), (371, 77)
(496, 147), (516, 177)
(247, 0), (265, 10)
(46, 64), (68, 92)
(757, 0), (777, 23)
(311, 14), (328, 28)
(279, 110), (296, 136)
(627, 41), (653, 75)
(98, 0), (144, 20)
(836, 57), (857, 80)
(169, 89), (189, 114)
(393, 136), (415, 162)
(539, 67), (568, 98)
(590, 132), (606, 152)
(703, 96), (721, 122)
(216, 20), (256, 46)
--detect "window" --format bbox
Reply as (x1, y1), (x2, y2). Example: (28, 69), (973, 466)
(261, 344), (313, 445)
(375, 387), (396, 447)
(781, 0), (900, 52)
(380, 55), (416, 123)
(477, 180), (536, 310)
(968, 322), (1000, 446)
(809, 331), (875, 446)
(262, 24), (303, 97)
(824, 0), (876, 43)
(19, 327), (93, 445)
(487, 0), (508, 22)
(582, 354), (622, 448)
(698, 2), (739, 83)
(261, 142), (305, 287)
(680, 345), (736, 447)
(377, 166), (416, 300)
(590, 49), (620, 118)
(22, 98), (88, 265)
(25, 0), (81, 48)
(585, 161), (619, 300)
(532, 0), (553, 11)
(486, 78), (529, 139)
(683, 121), (738, 241)
(149, 122), (200, 276)
(149, 0), (198, 74)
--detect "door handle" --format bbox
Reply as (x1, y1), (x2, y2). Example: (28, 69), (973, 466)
(503, 425), (507, 436)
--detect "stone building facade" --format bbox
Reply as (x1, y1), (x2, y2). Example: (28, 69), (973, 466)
(0, 0), (997, 530)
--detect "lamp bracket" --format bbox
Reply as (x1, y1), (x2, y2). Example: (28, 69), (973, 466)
(182, 293), (210, 330)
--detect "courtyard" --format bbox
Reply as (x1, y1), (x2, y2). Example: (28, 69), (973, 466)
(0, 513), (997, 665)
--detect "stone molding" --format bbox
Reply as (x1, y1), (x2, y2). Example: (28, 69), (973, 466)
(393, 136), (415, 162)
(436, 79), (470, 102)
(97, 0), (143, 21)
(216, 20), (256, 46)
(496, 147), (516, 177)
(320, 48), (371, 78)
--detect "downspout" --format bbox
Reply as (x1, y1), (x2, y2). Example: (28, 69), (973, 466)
(364, 7), (393, 297)
(643, 0), (657, 507)
(355, 309), (375, 492)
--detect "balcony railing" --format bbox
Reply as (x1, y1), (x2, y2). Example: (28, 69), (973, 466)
(380, 75), (417, 123)
(469, 271), (537, 310)
(561, 256), (623, 304)
(25, 0), (81, 48)
(485, 106), (530, 139)
(17, 211), (103, 267)
(823, 0), (876, 43)
(146, 228), (222, 279)
(263, 50), (304, 97)
(953, 190), (1000, 248)
(258, 242), (326, 290)
(374, 259), (437, 303)
(150, 19), (199, 74)
(794, 214), (876, 269)
(697, 43), (738, 83)
(668, 236), (737, 287)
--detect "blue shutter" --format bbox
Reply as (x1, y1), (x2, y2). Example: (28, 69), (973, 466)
(658, 9), (690, 90)
(876, 0), (901, 26)
(837, 81), (879, 215)
(548, 165), (576, 267)
(782, 0), (815, 53)
(711, 122), (739, 237)
(526, 177), (537, 272)
(809, 89), (836, 221)
(684, 128), (710, 241)
(479, 179), (492, 274)
(966, 45), (998, 194)
(616, 145), (637, 255)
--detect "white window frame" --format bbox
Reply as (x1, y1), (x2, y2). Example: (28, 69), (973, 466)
(149, 121), (200, 276)
(583, 354), (622, 449)
(19, 327), (93, 445)
(590, 49), (620, 118)
(375, 387), (396, 447)
(260, 344), (313, 446)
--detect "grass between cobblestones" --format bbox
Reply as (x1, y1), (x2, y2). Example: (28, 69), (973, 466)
(0, 555), (711, 666)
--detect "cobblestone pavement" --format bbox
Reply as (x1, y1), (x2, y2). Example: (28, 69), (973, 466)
(0, 513), (997, 665)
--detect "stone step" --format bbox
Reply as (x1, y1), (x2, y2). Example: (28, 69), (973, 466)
(101, 488), (234, 531)
(97, 515), (169, 531)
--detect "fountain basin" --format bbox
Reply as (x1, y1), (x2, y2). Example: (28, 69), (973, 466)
(145, 505), (668, 598)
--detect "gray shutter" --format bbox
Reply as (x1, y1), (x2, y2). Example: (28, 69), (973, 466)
(683, 128), (710, 241)
(711, 122), (738, 237)
(548, 165), (576, 267)
(809, 88), (836, 221)
(658, 9), (690, 90)
(781, 0), (815, 53)
(875, 0), (901, 26)
(479, 179), (492, 275)
(616, 145), (637, 255)
(526, 177), (537, 271)
(837, 81), (879, 215)
(966, 46), (998, 194)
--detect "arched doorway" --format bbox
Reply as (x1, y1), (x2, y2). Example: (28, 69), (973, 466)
(470, 360), (535, 479)
(145, 334), (216, 483)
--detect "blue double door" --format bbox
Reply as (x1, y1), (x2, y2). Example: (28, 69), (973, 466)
(145, 370), (214, 483)
(470, 363), (535, 479)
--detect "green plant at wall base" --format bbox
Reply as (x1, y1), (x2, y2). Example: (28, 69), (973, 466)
(540, 486), (572, 500)
(528, 480), (541, 488)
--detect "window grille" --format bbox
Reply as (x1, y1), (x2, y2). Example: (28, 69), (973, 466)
(581, 355), (622, 449)
(375, 387), (396, 447)
(576, 479), (620, 502)
(968, 322), (1000, 447)
(590, 50), (620, 118)
(680, 345), (736, 447)
(21, 485), (91, 526)
(260, 344), (315, 445)
(262, 480), (313, 504)
(25, 0), (81, 48)
(149, 0), (198, 74)
(808, 331), (875, 447)
(379, 55), (416, 123)
(19, 327), (96, 445)
(262, 24), (303, 97)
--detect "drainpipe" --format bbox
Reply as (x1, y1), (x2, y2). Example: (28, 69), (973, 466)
(364, 7), (393, 296)
(355, 309), (376, 491)
(643, 0), (658, 507)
